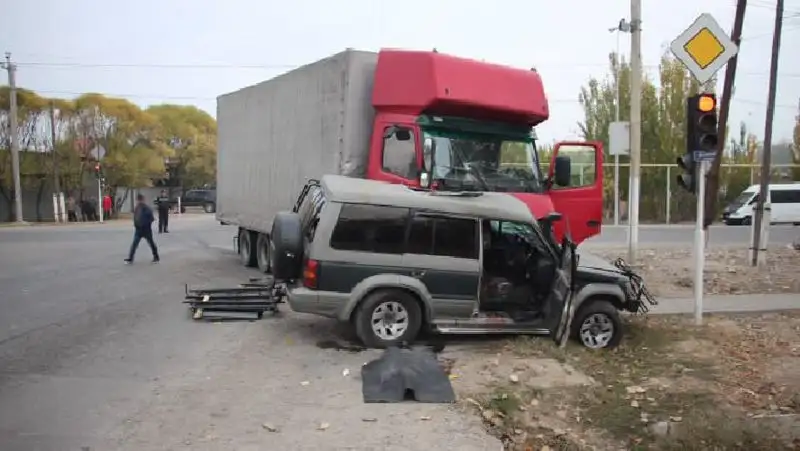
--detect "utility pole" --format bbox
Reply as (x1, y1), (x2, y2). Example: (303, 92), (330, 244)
(628, 0), (642, 264)
(704, 0), (748, 229)
(2, 53), (24, 223)
(751, 0), (783, 266)
(49, 101), (63, 222)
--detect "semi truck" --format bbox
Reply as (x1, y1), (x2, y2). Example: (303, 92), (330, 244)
(216, 48), (604, 272)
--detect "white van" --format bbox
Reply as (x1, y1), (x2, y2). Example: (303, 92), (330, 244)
(722, 183), (800, 225)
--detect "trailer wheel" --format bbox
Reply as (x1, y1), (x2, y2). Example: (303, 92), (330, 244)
(256, 233), (272, 274)
(270, 212), (303, 280)
(239, 229), (257, 267)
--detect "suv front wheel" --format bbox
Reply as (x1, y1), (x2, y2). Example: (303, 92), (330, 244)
(571, 300), (622, 349)
(354, 289), (423, 348)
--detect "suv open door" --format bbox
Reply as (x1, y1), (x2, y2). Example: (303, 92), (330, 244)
(544, 237), (578, 347)
(546, 141), (604, 244)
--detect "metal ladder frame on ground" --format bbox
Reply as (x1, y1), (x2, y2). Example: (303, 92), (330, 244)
(183, 279), (286, 320)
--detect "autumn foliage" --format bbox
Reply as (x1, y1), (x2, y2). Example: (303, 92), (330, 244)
(0, 88), (216, 220)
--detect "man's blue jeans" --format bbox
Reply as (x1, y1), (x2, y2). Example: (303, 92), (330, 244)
(128, 227), (159, 261)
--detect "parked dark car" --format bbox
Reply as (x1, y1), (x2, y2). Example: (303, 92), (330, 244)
(179, 189), (217, 213)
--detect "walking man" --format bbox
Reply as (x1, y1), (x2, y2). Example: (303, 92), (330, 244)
(155, 189), (171, 233)
(125, 194), (160, 264)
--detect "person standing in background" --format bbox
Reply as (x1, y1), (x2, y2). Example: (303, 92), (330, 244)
(124, 194), (160, 264)
(154, 189), (171, 233)
(102, 194), (113, 219)
(66, 195), (78, 222)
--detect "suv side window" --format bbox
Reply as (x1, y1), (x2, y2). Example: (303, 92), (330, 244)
(330, 204), (409, 254)
(407, 214), (478, 259)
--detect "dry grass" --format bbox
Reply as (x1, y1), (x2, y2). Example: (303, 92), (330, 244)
(590, 247), (800, 297)
(451, 312), (800, 450)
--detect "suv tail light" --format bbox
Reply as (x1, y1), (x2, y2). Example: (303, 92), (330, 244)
(302, 259), (319, 289)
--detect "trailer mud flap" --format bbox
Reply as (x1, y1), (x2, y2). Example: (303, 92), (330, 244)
(183, 278), (285, 321)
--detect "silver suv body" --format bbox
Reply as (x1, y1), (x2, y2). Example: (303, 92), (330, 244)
(269, 175), (647, 349)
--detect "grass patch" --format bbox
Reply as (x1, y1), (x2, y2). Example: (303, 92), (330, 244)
(473, 314), (798, 450)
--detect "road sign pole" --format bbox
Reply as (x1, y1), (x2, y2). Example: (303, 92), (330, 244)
(694, 160), (707, 326)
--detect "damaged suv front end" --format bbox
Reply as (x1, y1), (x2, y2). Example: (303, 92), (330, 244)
(575, 252), (658, 314)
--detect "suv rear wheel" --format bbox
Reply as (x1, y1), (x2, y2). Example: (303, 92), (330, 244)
(355, 289), (423, 348)
(571, 300), (622, 349)
(270, 212), (304, 280)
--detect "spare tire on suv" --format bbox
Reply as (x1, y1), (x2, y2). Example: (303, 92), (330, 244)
(270, 212), (304, 280)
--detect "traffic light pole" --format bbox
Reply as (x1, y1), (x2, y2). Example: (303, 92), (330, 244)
(693, 160), (707, 326)
(98, 178), (104, 223)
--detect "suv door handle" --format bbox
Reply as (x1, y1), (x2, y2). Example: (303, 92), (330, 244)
(587, 220), (601, 227)
(410, 270), (426, 278)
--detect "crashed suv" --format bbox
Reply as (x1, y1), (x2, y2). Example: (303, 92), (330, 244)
(268, 175), (654, 349)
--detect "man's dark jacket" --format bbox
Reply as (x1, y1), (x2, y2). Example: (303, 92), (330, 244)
(133, 203), (155, 230)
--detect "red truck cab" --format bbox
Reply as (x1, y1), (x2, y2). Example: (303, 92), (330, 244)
(364, 49), (604, 244)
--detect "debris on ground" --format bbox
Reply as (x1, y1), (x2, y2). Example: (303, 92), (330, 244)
(447, 312), (800, 450)
(592, 246), (800, 297)
(361, 346), (456, 403)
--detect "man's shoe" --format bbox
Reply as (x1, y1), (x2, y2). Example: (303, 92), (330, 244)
(152, 258), (160, 263)
(124, 259), (133, 265)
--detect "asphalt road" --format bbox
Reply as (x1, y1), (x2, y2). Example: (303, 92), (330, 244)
(585, 223), (798, 248)
(0, 216), (496, 451)
(0, 216), (795, 450)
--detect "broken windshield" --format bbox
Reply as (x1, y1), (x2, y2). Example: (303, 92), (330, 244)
(423, 129), (542, 193)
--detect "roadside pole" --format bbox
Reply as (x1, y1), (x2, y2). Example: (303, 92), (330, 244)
(98, 178), (104, 223)
(628, 0), (643, 264)
(49, 101), (64, 223)
(668, 13), (739, 326)
(694, 160), (707, 325)
(2, 53), (24, 223)
(751, 0), (783, 266)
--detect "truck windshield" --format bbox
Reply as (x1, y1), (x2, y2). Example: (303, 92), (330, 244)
(423, 130), (542, 193)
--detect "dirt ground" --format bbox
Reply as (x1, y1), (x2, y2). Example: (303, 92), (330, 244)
(590, 247), (800, 298)
(441, 312), (800, 450)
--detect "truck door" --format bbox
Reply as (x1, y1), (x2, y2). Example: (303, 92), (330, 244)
(547, 141), (604, 244)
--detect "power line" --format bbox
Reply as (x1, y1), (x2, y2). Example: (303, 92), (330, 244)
(13, 60), (800, 79)
(31, 89), (800, 109)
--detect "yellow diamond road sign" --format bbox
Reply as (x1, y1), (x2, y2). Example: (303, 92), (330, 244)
(670, 13), (738, 84)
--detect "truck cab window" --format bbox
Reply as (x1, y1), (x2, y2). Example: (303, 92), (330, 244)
(382, 127), (417, 179)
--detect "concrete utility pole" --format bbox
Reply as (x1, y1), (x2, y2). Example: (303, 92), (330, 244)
(704, 0), (748, 229)
(628, 0), (642, 264)
(2, 52), (24, 223)
(50, 101), (63, 222)
(751, 0), (783, 266)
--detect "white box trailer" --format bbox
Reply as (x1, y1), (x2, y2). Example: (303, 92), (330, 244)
(216, 49), (378, 234)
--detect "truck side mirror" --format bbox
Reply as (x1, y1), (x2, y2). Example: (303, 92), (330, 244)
(419, 137), (435, 188)
(553, 155), (571, 187)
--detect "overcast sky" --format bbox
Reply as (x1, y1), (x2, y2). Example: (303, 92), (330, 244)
(3, 0), (799, 146)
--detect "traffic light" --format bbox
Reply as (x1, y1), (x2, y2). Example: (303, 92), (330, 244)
(677, 93), (718, 194)
(93, 163), (102, 179)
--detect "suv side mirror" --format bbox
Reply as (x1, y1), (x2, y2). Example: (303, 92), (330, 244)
(553, 155), (571, 187)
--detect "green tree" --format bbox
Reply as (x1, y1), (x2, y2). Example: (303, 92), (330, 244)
(577, 53), (743, 222)
(70, 94), (169, 206)
(0, 87), (50, 220)
(146, 104), (217, 189)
